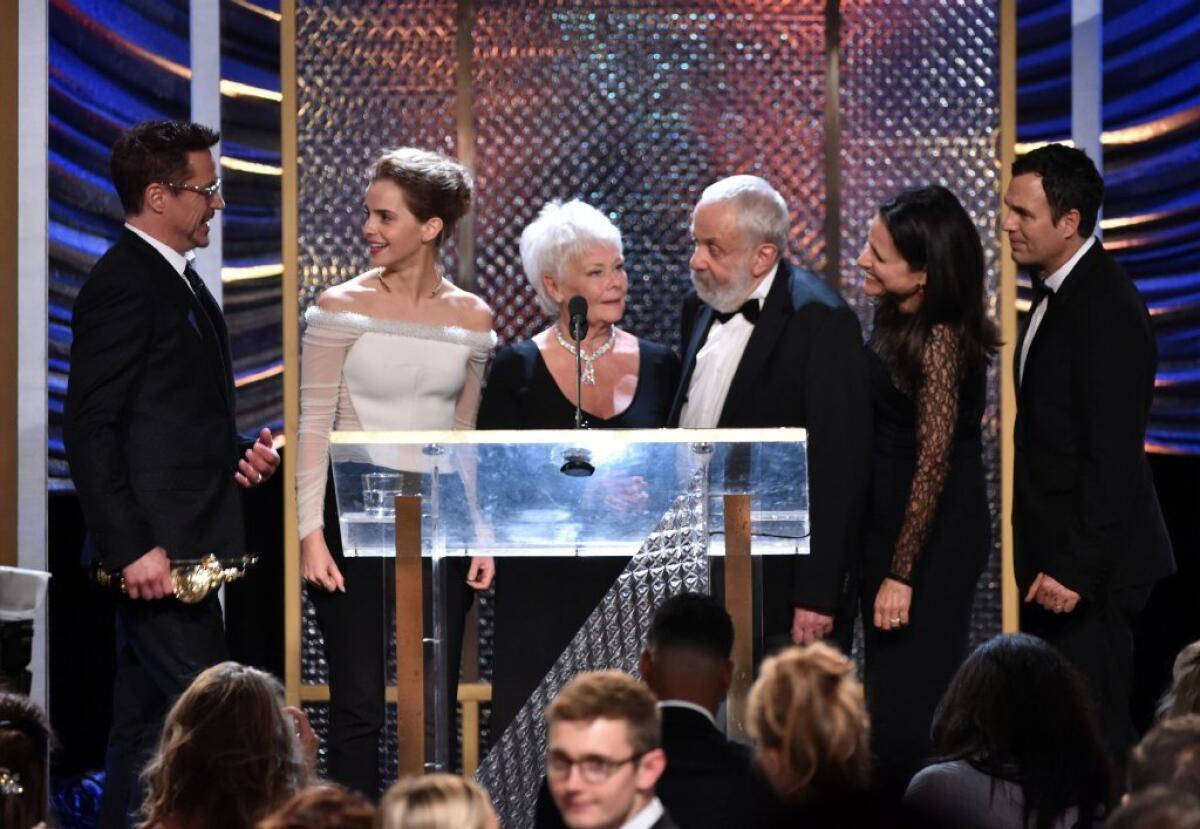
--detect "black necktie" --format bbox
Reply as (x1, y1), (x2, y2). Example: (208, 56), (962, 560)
(714, 299), (760, 325)
(183, 264), (233, 395)
(1032, 277), (1055, 307)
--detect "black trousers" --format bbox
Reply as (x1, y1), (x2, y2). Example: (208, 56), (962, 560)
(99, 595), (227, 829)
(1021, 582), (1153, 788)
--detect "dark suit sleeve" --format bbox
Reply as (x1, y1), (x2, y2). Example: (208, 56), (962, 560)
(1052, 289), (1155, 595)
(63, 270), (158, 573)
(476, 346), (524, 430)
(792, 305), (872, 610)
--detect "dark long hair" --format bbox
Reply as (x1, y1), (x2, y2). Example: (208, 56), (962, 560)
(930, 634), (1111, 828)
(870, 185), (1000, 391)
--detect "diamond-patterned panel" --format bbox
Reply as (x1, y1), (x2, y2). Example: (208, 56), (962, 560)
(472, 2), (826, 349)
(476, 484), (710, 828)
(840, 1), (1003, 647)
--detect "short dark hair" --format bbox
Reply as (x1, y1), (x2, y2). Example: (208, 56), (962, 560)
(1011, 143), (1104, 238)
(931, 634), (1111, 827)
(1129, 714), (1200, 796)
(110, 120), (220, 215)
(646, 592), (734, 661)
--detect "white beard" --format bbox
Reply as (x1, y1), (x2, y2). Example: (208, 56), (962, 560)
(691, 255), (758, 314)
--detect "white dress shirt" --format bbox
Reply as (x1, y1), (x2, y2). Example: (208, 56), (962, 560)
(620, 797), (666, 829)
(125, 222), (196, 293)
(1018, 236), (1094, 384)
(679, 264), (777, 428)
(658, 699), (716, 726)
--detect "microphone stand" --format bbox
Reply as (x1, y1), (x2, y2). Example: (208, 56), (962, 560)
(573, 315), (584, 430)
(560, 301), (595, 476)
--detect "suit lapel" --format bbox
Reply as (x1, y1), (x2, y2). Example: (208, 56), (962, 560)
(122, 231), (234, 411)
(717, 262), (792, 427)
(669, 303), (716, 424)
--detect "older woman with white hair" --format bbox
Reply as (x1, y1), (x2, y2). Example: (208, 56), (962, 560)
(477, 199), (680, 737)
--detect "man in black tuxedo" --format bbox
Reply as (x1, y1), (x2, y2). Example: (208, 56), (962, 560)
(669, 175), (871, 648)
(1006, 143), (1174, 776)
(63, 120), (279, 829)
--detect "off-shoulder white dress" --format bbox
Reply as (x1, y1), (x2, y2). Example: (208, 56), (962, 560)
(295, 301), (495, 795)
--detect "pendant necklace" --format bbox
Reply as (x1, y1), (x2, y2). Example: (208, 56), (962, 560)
(554, 324), (617, 385)
(377, 269), (443, 298)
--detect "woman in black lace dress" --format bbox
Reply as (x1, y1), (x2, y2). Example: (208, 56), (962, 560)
(855, 186), (1000, 794)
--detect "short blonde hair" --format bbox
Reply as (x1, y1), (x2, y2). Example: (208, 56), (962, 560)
(545, 670), (660, 756)
(378, 774), (495, 829)
(519, 200), (623, 315)
(747, 643), (870, 802)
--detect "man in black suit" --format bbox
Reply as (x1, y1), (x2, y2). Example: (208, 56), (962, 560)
(669, 175), (871, 648)
(1006, 143), (1174, 776)
(63, 120), (279, 829)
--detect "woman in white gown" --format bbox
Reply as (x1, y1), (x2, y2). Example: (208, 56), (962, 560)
(295, 147), (495, 798)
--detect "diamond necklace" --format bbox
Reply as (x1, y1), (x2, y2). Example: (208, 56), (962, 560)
(553, 324), (618, 385)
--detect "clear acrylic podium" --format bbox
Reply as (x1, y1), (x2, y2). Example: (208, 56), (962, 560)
(329, 427), (807, 824)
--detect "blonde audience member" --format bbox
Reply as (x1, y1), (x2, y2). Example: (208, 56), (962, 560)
(746, 643), (870, 804)
(378, 774), (498, 829)
(139, 662), (311, 829)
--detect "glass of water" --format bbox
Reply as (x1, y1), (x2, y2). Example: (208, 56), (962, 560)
(362, 472), (403, 517)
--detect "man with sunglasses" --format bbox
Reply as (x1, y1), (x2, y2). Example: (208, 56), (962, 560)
(64, 119), (278, 829)
(545, 671), (678, 829)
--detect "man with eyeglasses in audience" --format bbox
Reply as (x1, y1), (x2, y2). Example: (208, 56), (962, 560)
(545, 671), (677, 829)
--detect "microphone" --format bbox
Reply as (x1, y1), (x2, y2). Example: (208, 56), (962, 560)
(560, 294), (595, 476)
(567, 295), (588, 342)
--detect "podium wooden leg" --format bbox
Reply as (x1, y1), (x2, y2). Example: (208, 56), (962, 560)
(395, 495), (424, 776)
(723, 493), (753, 740)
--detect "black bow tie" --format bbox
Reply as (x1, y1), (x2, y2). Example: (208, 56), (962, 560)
(713, 300), (760, 325)
(1032, 277), (1055, 305)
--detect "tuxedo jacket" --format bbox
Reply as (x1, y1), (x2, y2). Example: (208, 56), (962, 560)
(1013, 240), (1173, 598)
(64, 229), (246, 573)
(668, 261), (872, 611)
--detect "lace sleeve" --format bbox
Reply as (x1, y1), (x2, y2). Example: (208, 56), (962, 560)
(453, 342), (491, 430)
(888, 324), (965, 583)
(295, 318), (358, 539)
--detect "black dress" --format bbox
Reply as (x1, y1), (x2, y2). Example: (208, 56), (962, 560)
(476, 336), (681, 739)
(860, 324), (990, 794)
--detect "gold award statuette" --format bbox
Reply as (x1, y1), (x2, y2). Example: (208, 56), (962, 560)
(96, 555), (258, 603)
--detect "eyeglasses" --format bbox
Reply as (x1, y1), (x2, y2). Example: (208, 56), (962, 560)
(159, 178), (223, 199)
(547, 750), (645, 784)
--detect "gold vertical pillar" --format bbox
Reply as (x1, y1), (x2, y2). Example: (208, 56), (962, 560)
(0, 0), (18, 568)
(723, 494), (753, 740)
(999, 0), (1019, 633)
(454, 0), (476, 291)
(822, 0), (842, 289)
(280, 0), (302, 704)
(395, 495), (426, 775)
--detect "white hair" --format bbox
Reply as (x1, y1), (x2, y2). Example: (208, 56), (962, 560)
(519, 200), (623, 315)
(696, 175), (790, 255)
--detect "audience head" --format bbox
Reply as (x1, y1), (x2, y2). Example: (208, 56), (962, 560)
(1107, 786), (1200, 829)
(368, 147), (473, 251)
(140, 662), (308, 829)
(640, 592), (734, 715)
(746, 643), (870, 803)
(111, 120), (223, 253)
(257, 784), (374, 829)
(689, 175), (789, 313)
(519, 200), (625, 319)
(1160, 641), (1200, 720)
(1004, 142), (1103, 275)
(1128, 714), (1200, 798)
(0, 693), (51, 829)
(544, 670), (665, 829)
(378, 774), (497, 829)
(931, 633), (1110, 825)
